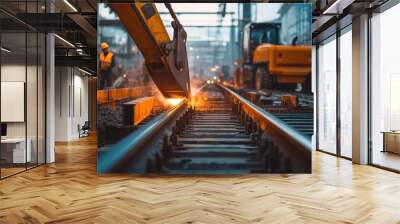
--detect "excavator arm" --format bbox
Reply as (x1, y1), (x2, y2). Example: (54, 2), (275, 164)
(111, 3), (190, 98)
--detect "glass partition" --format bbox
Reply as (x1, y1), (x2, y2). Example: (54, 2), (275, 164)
(339, 28), (352, 158)
(1, 30), (28, 177)
(317, 36), (337, 154)
(371, 4), (400, 171)
(0, 1), (46, 179)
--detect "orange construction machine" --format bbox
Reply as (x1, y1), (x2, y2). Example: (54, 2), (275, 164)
(111, 3), (190, 99)
(235, 22), (312, 92)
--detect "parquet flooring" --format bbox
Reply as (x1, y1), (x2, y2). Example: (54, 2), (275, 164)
(1, 167), (26, 178)
(1, 135), (400, 223)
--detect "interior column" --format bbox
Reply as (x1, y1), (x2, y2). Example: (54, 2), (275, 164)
(352, 14), (369, 164)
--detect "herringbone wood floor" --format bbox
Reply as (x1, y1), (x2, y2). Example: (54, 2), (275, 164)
(1, 136), (400, 224)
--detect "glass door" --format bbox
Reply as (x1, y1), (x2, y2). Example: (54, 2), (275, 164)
(1, 30), (28, 177)
(0, 0), (47, 179)
(339, 27), (352, 158)
(370, 3), (400, 171)
(317, 35), (337, 154)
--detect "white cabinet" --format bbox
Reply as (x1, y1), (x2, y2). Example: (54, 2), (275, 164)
(1, 138), (31, 163)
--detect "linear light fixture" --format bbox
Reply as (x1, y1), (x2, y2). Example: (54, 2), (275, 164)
(63, 0), (78, 12)
(323, 0), (354, 15)
(78, 67), (94, 76)
(323, 0), (342, 14)
(54, 34), (75, 48)
(1, 47), (11, 53)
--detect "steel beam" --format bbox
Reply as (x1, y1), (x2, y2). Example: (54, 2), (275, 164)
(55, 55), (96, 70)
(99, 20), (233, 28)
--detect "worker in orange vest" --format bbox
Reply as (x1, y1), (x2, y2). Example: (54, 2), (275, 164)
(98, 42), (115, 89)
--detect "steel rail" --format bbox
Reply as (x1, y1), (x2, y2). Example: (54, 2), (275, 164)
(191, 83), (207, 96)
(98, 84), (207, 173)
(98, 100), (186, 173)
(218, 84), (312, 156)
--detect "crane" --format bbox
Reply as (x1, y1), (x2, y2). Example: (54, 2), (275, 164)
(111, 3), (190, 99)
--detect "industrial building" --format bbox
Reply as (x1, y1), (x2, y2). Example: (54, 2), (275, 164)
(0, 0), (400, 222)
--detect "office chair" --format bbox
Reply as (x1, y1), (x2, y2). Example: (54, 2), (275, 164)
(79, 121), (90, 138)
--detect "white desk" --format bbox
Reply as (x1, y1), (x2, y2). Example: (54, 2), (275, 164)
(1, 138), (31, 163)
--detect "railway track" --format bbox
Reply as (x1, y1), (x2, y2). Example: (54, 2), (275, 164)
(272, 112), (313, 137)
(98, 84), (312, 174)
(261, 89), (314, 108)
(161, 90), (264, 174)
(243, 89), (314, 139)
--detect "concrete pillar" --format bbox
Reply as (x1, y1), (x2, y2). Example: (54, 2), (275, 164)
(46, 33), (55, 163)
(45, 0), (55, 163)
(352, 14), (369, 164)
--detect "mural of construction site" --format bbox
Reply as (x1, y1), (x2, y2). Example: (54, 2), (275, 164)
(97, 3), (313, 174)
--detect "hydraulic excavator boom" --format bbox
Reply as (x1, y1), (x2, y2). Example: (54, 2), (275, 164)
(111, 3), (190, 98)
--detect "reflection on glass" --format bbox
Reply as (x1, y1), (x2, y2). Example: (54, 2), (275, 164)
(318, 37), (337, 154)
(1, 31), (27, 177)
(371, 4), (400, 171)
(340, 30), (352, 158)
(0, 0), (47, 178)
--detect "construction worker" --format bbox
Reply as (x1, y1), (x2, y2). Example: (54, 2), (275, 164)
(98, 42), (115, 89)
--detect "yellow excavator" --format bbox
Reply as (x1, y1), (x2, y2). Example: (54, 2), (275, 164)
(236, 22), (312, 92)
(111, 3), (190, 99)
